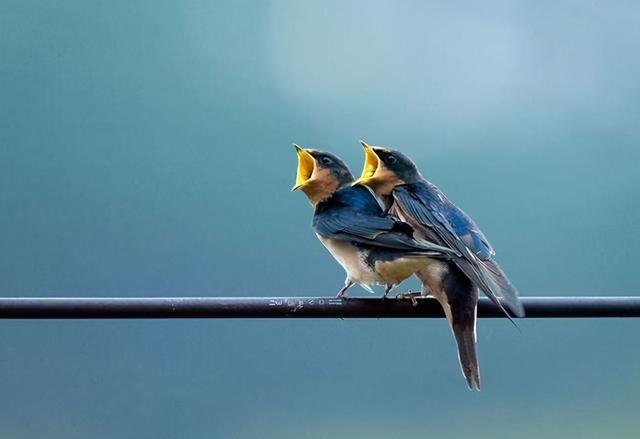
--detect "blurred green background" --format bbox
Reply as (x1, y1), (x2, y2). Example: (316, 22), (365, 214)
(1, 1), (639, 437)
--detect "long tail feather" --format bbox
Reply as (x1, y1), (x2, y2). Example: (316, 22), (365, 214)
(451, 316), (480, 391)
(424, 269), (482, 391)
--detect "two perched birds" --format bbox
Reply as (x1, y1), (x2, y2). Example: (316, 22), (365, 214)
(292, 141), (524, 390)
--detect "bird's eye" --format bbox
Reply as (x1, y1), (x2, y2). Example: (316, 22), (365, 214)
(321, 156), (333, 165)
(386, 155), (397, 164)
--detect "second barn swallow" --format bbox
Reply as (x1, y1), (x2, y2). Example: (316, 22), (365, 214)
(292, 145), (455, 298)
(354, 142), (524, 390)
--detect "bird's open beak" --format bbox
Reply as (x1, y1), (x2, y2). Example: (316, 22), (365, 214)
(291, 144), (316, 191)
(352, 140), (380, 186)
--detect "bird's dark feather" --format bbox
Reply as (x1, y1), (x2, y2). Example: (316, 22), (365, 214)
(393, 182), (524, 317)
(313, 186), (455, 256)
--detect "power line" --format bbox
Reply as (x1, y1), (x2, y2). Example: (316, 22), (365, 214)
(0, 296), (638, 319)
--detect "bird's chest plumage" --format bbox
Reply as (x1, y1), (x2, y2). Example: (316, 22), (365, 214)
(316, 234), (379, 284)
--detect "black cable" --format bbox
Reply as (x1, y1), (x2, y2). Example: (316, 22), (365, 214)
(0, 296), (638, 319)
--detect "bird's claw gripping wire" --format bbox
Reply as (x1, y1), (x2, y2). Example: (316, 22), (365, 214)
(396, 290), (421, 307)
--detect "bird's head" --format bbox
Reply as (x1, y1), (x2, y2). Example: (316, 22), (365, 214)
(353, 141), (420, 195)
(291, 145), (354, 205)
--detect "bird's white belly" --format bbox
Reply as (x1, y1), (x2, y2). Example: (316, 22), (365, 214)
(316, 235), (380, 285)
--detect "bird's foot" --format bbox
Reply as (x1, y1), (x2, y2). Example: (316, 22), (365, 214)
(395, 289), (413, 300)
(336, 280), (354, 299)
(382, 284), (395, 299)
(396, 291), (421, 307)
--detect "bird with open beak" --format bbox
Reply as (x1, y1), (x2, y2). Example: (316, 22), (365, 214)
(292, 145), (456, 298)
(353, 141), (525, 390)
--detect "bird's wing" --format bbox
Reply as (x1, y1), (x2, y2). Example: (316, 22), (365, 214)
(392, 184), (494, 259)
(313, 208), (455, 257)
(393, 183), (524, 318)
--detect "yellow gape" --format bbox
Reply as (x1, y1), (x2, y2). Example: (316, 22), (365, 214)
(354, 141), (380, 185)
(291, 144), (316, 191)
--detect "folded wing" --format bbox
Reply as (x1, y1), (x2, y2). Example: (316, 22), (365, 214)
(313, 207), (456, 258)
(392, 183), (524, 317)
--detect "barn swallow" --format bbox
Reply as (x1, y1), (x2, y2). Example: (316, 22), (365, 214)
(354, 141), (524, 390)
(292, 145), (455, 298)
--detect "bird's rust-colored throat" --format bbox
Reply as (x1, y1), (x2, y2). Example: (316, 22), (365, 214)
(291, 145), (340, 206)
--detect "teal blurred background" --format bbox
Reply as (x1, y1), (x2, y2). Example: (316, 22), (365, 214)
(1, 1), (639, 437)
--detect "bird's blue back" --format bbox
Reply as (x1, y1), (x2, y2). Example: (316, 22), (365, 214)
(403, 181), (494, 260)
(311, 184), (445, 253)
(313, 185), (386, 238)
(325, 185), (383, 214)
